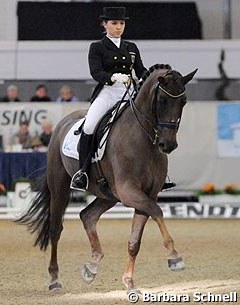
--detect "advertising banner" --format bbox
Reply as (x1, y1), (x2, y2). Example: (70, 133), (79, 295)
(217, 103), (240, 157)
(159, 202), (240, 218)
(0, 102), (63, 149)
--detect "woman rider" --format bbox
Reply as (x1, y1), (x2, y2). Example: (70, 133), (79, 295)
(70, 7), (175, 191)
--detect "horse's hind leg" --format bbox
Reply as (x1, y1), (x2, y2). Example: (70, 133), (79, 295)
(122, 210), (149, 292)
(48, 166), (71, 291)
(79, 197), (116, 284)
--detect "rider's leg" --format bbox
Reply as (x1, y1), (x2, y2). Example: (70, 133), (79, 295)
(70, 131), (93, 191)
(70, 88), (119, 191)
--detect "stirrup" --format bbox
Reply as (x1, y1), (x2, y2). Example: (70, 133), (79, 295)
(70, 170), (89, 191)
(162, 182), (176, 191)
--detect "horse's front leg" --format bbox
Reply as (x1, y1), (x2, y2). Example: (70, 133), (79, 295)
(118, 184), (184, 274)
(122, 210), (149, 292)
(155, 217), (185, 270)
(79, 197), (116, 284)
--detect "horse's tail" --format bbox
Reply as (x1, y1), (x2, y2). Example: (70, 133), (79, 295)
(15, 175), (51, 251)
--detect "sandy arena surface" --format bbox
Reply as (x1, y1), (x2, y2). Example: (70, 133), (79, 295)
(1, 218), (240, 305)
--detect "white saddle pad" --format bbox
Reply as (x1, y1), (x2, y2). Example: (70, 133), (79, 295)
(62, 119), (84, 160)
(62, 118), (110, 163)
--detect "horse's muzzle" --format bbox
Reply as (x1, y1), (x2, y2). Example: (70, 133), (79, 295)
(159, 141), (178, 154)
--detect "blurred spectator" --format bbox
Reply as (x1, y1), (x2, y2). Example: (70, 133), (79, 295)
(31, 136), (43, 151)
(30, 85), (51, 102)
(56, 85), (79, 102)
(31, 120), (53, 152)
(39, 119), (53, 147)
(12, 121), (33, 149)
(1, 85), (20, 102)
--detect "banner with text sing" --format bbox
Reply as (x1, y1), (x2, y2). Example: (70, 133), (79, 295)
(0, 102), (63, 148)
(217, 103), (240, 157)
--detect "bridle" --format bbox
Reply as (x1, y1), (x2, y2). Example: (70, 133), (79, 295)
(126, 80), (186, 146)
(153, 84), (185, 133)
(158, 84), (186, 98)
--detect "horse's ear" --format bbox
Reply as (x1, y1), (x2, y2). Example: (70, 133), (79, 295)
(182, 69), (198, 85)
(158, 76), (167, 86)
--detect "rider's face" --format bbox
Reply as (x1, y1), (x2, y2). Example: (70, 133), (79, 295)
(103, 20), (125, 38)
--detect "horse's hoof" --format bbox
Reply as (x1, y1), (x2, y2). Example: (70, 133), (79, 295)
(81, 263), (97, 284)
(127, 288), (142, 303)
(127, 288), (142, 295)
(49, 281), (62, 292)
(168, 257), (185, 271)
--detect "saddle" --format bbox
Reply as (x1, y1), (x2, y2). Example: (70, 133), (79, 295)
(75, 100), (129, 161)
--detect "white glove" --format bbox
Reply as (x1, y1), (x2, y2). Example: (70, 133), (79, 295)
(111, 73), (130, 84)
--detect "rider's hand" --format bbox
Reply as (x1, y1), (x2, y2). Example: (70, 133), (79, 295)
(121, 74), (130, 84)
(111, 73), (130, 84)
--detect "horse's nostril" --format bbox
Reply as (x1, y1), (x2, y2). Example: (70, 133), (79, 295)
(159, 141), (178, 154)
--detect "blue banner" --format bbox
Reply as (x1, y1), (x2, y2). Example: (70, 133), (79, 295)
(217, 103), (240, 157)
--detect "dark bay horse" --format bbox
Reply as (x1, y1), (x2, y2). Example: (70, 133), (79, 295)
(17, 64), (197, 292)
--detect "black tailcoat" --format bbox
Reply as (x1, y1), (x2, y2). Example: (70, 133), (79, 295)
(88, 36), (147, 101)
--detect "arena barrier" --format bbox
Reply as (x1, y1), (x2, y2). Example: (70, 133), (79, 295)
(0, 191), (240, 220)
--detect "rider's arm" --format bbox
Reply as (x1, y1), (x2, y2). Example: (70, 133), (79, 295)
(88, 42), (114, 86)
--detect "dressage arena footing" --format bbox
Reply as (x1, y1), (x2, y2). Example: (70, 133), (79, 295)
(1, 219), (240, 305)
(57, 279), (240, 301)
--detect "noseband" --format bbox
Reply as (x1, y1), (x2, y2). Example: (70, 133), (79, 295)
(127, 80), (186, 145)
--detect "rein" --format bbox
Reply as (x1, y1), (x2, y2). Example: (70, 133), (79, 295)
(125, 83), (157, 144)
(125, 81), (185, 146)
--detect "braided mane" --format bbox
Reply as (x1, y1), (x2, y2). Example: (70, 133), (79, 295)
(141, 64), (172, 82)
(133, 64), (172, 99)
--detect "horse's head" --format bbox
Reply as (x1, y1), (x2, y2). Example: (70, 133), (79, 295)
(150, 66), (197, 154)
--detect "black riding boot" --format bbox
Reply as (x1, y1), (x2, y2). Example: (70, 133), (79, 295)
(70, 132), (93, 191)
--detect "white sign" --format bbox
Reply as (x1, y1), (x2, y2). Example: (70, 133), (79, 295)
(159, 202), (240, 218)
(0, 102), (63, 148)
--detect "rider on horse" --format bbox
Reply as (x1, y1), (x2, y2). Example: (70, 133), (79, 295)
(70, 7), (175, 191)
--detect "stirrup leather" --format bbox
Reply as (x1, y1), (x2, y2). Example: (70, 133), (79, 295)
(70, 170), (89, 191)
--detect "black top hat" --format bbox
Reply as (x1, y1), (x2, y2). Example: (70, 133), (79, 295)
(100, 7), (129, 21)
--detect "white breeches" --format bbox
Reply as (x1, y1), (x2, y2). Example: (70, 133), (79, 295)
(83, 82), (133, 135)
